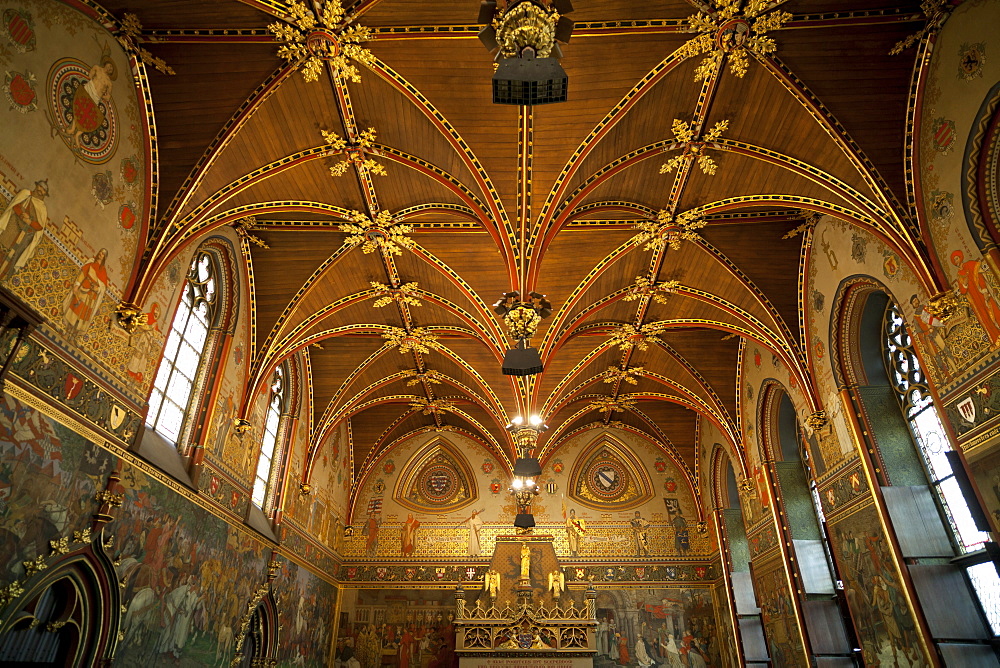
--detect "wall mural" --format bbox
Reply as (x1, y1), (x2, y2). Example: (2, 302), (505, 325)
(750, 555), (803, 666)
(0, 0), (169, 403)
(273, 556), (338, 667)
(335, 588), (458, 668)
(591, 587), (720, 668)
(344, 427), (711, 560)
(0, 393), (338, 667)
(827, 501), (926, 667)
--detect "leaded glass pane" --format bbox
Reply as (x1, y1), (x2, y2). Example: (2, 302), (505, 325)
(967, 562), (1000, 635)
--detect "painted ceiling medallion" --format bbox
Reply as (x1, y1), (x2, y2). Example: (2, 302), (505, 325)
(394, 441), (477, 512)
(568, 438), (653, 510)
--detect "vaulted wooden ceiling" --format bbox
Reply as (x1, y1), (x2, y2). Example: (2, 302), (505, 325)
(115, 0), (930, 513)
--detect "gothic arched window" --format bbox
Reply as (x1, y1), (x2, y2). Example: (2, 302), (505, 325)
(884, 302), (999, 632)
(252, 365), (287, 509)
(146, 250), (219, 444)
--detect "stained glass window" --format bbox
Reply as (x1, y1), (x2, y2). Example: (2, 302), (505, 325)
(146, 251), (218, 444)
(252, 366), (286, 508)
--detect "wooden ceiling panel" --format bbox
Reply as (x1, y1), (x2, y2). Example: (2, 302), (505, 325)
(710, 57), (874, 201)
(774, 22), (920, 207)
(532, 33), (690, 210)
(563, 50), (701, 198)
(543, 344), (625, 413)
(657, 330), (740, 419)
(309, 339), (390, 427)
(345, 65), (485, 203)
(101, 0), (272, 28)
(146, 42), (279, 223)
(675, 151), (860, 215)
(700, 220), (805, 342)
(366, 38), (521, 210)
(207, 151), (366, 218)
(536, 228), (640, 331)
(654, 242), (776, 329)
(178, 71), (346, 222)
(412, 232), (514, 316)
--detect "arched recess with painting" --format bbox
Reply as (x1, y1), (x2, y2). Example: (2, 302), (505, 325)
(758, 382), (857, 663)
(711, 445), (768, 667)
(833, 278), (999, 663)
(233, 591), (279, 667)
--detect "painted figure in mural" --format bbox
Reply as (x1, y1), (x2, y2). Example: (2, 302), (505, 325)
(635, 633), (656, 667)
(462, 508), (483, 556)
(156, 574), (200, 658)
(0, 179), (49, 280)
(365, 513), (380, 554)
(616, 631), (630, 664)
(400, 513), (420, 555)
(672, 513), (690, 555)
(951, 249), (1000, 343)
(909, 295), (949, 362)
(631, 509), (651, 556)
(565, 508), (586, 557)
(597, 617), (609, 656)
(62, 248), (109, 339)
(125, 303), (161, 384)
(60, 51), (117, 149)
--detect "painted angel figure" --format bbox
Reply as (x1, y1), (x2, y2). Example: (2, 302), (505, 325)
(547, 569), (565, 599)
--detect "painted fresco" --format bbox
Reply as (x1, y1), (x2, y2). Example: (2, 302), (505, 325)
(591, 587), (719, 668)
(345, 426), (711, 560)
(111, 463), (271, 666)
(273, 556), (337, 667)
(0, 0), (157, 399)
(917, 0), (1000, 390)
(750, 556), (803, 666)
(0, 394), (113, 580)
(0, 392), (341, 667)
(828, 502), (924, 667)
(335, 588), (458, 668)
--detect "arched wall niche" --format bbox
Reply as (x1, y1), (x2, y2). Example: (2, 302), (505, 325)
(961, 81), (1000, 254)
(0, 538), (121, 666)
(829, 276), (898, 390)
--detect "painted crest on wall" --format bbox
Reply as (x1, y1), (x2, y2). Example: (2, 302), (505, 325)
(394, 439), (477, 512)
(47, 55), (119, 164)
(567, 436), (653, 510)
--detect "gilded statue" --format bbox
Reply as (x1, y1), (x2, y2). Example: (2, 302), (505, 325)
(485, 569), (501, 600)
(547, 569), (565, 599)
(519, 542), (530, 580)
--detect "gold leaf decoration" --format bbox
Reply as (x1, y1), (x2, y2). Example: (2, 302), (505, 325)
(117, 13), (176, 75)
(322, 127), (387, 177)
(607, 323), (666, 352)
(602, 366), (645, 385)
(587, 395), (638, 414)
(679, 0), (791, 81)
(339, 210), (413, 255)
(403, 369), (444, 386)
(631, 210), (704, 252)
(661, 119), (728, 176)
(370, 281), (421, 308)
(268, 0), (375, 83)
(382, 327), (440, 355)
(49, 537), (69, 555)
(624, 276), (681, 304)
(409, 397), (457, 416)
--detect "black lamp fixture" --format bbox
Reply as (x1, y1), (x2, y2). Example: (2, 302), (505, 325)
(494, 291), (552, 376)
(507, 414), (546, 532)
(478, 0), (575, 105)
